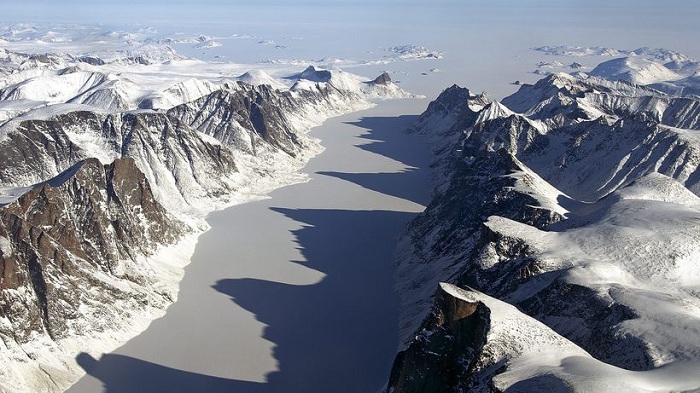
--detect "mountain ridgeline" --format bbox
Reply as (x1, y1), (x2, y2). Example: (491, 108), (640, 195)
(0, 63), (409, 392)
(388, 73), (700, 392)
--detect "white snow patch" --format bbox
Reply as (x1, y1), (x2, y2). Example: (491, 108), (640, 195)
(590, 57), (683, 85)
(63, 126), (117, 165)
(237, 69), (287, 90)
(0, 236), (12, 256)
(475, 100), (514, 124)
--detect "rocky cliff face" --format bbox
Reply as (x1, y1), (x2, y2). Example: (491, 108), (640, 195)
(167, 82), (313, 157)
(389, 73), (700, 391)
(387, 284), (490, 393)
(0, 157), (186, 391)
(0, 157), (184, 339)
(0, 110), (240, 213)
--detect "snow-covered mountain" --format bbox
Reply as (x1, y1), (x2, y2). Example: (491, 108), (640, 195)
(0, 49), (414, 392)
(0, 157), (192, 392)
(588, 55), (700, 99)
(588, 56), (683, 85)
(388, 71), (700, 391)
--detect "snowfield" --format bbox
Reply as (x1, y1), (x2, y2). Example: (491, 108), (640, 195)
(441, 284), (700, 393)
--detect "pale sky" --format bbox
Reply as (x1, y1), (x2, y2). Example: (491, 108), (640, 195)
(1, 1), (698, 60)
(4, 0), (699, 32)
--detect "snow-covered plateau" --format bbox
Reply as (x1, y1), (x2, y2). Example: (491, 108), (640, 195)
(0, 39), (415, 392)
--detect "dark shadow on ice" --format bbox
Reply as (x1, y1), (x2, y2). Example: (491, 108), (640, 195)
(317, 170), (427, 206)
(317, 115), (431, 206)
(345, 115), (422, 168)
(549, 194), (612, 232)
(503, 374), (571, 392)
(214, 208), (417, 393)
(76, 353), (260, 393)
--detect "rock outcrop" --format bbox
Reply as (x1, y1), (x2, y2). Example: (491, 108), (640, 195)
(388, 284), (490, 393)
(1, 156), (184, 338)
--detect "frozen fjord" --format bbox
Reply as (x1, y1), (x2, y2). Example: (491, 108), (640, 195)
(67, 98), (433, 392)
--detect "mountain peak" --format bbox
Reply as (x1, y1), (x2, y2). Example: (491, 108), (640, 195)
(371, 71), (392, 85)
(299, 65), (332, 83)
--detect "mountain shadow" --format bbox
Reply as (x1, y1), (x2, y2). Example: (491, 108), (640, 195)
(346, 115), (422, 168)
(214, 208), (417, 393)
(76, 353), (260, 393)
(318, 115), (430, 206)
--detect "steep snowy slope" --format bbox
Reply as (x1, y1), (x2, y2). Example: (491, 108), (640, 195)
(0, 48), (415, 391)
(237, 69), (288, 90)
(137, 78), (219, 110)
(388, 72), (700, 391)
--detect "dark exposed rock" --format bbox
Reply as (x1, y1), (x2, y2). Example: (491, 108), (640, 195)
(516, 281), (652, 371)
(0, 112), (90, 187)
(372, 72), (392, 85)
(298, 65), (332, 83)
(0, 110), (240, 209)
(76, 56), (106, 66)
(168, 83), (304, 156)
(409, 148), (564, 261)
(0, 157), (184, 343)
(408, 85), (487, 188)
(167, 77), (374, 158)
(387, 284), (490, 393)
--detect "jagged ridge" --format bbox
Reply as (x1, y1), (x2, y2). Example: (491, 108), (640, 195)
(389, 73), (700, 391)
